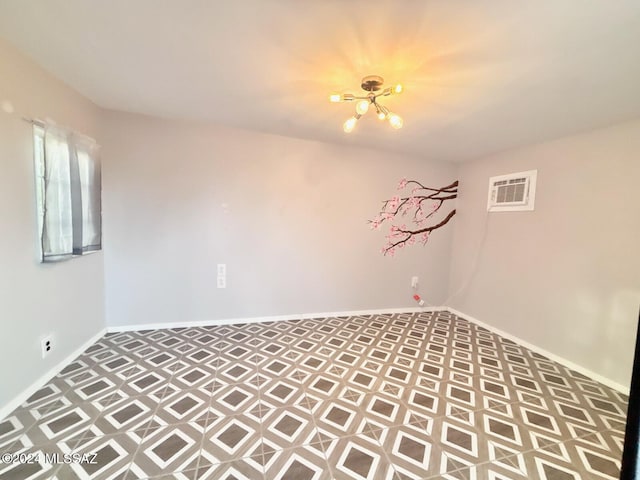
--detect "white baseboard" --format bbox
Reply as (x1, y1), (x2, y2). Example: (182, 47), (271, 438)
(446, 307), (630, 395)
(0, 328), (107, 421)
(106, 306), (448, 333)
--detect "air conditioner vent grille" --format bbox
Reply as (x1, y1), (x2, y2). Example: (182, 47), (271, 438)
(487, 170), (537, 212)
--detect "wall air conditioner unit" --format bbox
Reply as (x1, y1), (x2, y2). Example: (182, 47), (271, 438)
(487, 170), (537, 212)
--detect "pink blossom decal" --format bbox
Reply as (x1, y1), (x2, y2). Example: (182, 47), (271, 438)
(369, 179), (458, 255)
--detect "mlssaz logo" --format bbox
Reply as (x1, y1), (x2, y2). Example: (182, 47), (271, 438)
(43, 452), (98, 464)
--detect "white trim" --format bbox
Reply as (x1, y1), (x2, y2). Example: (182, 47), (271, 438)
(0, 328), (107, 421)
(446, 307), (629, 395)
(106, 306), (449, 333)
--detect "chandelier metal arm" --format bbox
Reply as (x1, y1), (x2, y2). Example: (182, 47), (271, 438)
(373, 88), (392, 99)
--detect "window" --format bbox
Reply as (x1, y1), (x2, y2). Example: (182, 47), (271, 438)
(33, 124), (101, 262)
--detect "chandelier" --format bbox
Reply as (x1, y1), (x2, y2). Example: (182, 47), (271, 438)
(330, 75), (404, 133)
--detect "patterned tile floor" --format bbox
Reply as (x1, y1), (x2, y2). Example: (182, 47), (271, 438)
(0, 311), (629, 479)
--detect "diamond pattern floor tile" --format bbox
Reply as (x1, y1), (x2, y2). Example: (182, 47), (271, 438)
(0, 312), (628, 479)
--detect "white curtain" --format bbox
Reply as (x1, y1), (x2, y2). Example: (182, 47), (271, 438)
(42, 126), (74, 260)
(37, 124), (101, 262)
(75, 136), (102, 253)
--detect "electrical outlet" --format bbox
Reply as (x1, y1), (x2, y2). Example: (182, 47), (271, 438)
(41, 335), (52, 359)
(217, 263), (226, 276)
(217, 276), (226, 289)
(411, 276), (419, 288)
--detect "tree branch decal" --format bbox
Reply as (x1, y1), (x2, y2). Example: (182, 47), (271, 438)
(370, 178), (458, 256)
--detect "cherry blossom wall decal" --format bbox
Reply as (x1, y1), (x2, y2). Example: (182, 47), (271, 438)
(370, 178), (458, 256)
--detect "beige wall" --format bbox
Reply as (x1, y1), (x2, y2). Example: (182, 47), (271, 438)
(0, 38), (105, 415)
(100, 111), (457, 327)
(449, 120), (640, 387)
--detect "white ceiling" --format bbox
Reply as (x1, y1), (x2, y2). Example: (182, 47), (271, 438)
(1, 1), (640, 162)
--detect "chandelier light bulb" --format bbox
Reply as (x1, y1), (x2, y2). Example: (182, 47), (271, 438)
(377, 104), (389, 120)
(393, 84), (403, 94)
(388, 113), (403, 129)
(343, 116), (358, 133)
(355, 99), (370, 115)
(329, 93), (342, 103)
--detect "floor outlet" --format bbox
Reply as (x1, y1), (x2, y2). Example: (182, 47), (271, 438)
(41, 336), (52, 359)
(411, 276), (419, 289)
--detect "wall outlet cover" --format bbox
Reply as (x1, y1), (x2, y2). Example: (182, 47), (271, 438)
(41, 336), (52, 359)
